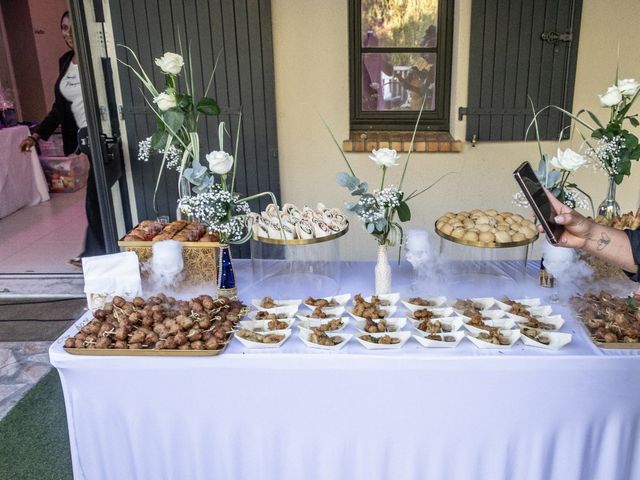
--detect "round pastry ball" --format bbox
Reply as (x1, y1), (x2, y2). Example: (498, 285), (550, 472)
(484, 209), (498, 217)
(441, 223), (454, 235)
(511, 214), (524, 222)
(511, 232), (526, 242)
(463, 231), (479, 242)
(451, 228), (466, 239)
(522, 227), (537, 239)
(495, 231), (512, 243)
(475, 216), (490, 225)
(463, 219), (475, 229)
(496, 224), (510, 232)
(477, 224), (491, 233)
(479, 232), (496, 243)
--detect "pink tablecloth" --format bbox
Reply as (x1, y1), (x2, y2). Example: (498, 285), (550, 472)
(0, 125), (50, 218)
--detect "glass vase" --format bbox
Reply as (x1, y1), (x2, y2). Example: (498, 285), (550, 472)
(597, 175), (621, 220)
(217, 244), (237, 298)
(176, 175), (192, 220)
(375, 244), (391, 295)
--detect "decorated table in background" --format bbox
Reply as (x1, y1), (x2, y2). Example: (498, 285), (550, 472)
(0, 125), (49, 219)
(49, 260), (640, 480)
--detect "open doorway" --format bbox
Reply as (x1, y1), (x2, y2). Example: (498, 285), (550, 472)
(0, 0), (88, 274)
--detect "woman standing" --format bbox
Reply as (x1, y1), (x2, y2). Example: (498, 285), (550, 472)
(20, 11), (105, 266)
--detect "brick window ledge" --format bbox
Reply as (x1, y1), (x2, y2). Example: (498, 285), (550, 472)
(343, 131), (462, 153)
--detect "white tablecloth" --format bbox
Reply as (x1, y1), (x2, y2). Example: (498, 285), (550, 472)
(0, 125), (49, 218)
(49, 261), (640, 480)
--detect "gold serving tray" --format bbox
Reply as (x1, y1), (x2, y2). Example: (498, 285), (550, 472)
(590, 339), (640, 349)
(573, 312), (640, 349)
(435, 223), (538, 249)
(63, 338), (232, 356)
(252, 224), (348, 245)
(117, 239), (220, 248)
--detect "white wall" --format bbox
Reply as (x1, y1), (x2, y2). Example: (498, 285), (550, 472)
(271, 0), (640, 260)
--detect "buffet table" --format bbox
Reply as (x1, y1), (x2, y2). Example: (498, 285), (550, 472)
(0, 125), (50, 218)
(49, 261), (640, 480)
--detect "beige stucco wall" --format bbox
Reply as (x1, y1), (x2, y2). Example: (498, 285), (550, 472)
(271, 0), (640, 260)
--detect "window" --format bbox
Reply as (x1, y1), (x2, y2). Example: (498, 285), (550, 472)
(349, 0), (454, 132)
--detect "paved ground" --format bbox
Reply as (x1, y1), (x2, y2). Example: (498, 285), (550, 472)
(0, 341), (52, 420)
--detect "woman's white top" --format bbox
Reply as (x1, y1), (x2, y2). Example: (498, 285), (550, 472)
(59, 62), (86, 128)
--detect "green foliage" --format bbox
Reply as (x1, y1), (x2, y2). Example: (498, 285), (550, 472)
(197, 96), (221, 116)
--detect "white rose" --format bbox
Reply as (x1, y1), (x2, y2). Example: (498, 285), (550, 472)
(206, 150), (234, 175)
(153, 92), (177, 111)
(618, 78), (640, 97)
(598, 86), (622, 107)
(549, 148), (587, 171)
(154, 52), (184, 75)
(369, 148), (400, 168)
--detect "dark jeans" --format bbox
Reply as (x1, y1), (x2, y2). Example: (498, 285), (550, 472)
(81, 163), (106, 257)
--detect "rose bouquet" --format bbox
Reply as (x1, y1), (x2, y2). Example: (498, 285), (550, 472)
(177, 122), (278, 244)
(119, 46), (222, 207)
(532, 74), (640, 218)
(323, 99), (451, 293)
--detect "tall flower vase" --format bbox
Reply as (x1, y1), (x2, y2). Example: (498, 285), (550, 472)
(217, 244), (237, 298)
(597, 176), (621, 220)
(375, 244), (392, 295)
(177, 175), (192, 220)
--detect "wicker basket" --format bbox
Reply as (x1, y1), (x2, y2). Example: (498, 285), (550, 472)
(118, 240), (219, 288)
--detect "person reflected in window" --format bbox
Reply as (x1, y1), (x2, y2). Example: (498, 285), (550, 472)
(19, 11), (106, 267)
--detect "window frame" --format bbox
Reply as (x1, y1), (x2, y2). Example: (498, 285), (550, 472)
(348, 0), (455, 132)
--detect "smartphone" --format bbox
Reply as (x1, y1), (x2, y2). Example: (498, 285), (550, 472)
(513, 161), (563, 245)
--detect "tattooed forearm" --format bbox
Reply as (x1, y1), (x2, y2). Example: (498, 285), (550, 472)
(587, 232), (611, 251)
(596, 232), (611, 251)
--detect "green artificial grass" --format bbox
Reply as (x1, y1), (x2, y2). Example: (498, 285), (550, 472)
(0, 369), (72, 480)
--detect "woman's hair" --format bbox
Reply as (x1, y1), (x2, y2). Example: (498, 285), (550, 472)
(60, 11), (69, 29)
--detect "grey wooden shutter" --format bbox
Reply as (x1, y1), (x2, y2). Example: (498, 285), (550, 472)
(110, 0), (280, 257)
(462, 0), (582, 141)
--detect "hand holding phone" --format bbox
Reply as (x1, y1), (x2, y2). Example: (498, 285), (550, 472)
(513, 161), (564, 245)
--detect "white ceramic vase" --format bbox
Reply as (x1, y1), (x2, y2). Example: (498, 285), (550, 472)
(375, 244), (391, 295)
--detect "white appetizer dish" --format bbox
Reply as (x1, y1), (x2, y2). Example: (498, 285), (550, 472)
(462, 318), (515, 332)
(234, 328), (292, 349)
(507, 314), (565, 331)
(520, 329), (572, 351)
(247, 305), (300, 320)
(353, 317), (407, 335)
(363, 293), (401, 306)
(302, 293), (351, 309)
(251, 298), (302, 310)
(407, 306), (454, 318)
(297, 306), (346, 320)
(347, 306), (398, 321)
(450, 297), (498, 312)
(297, 330), (352, 351)
(413, 331), (465, 348)
(466, 329), (521, 349)
(296, 317), (350, 333)
(238, 318), (296, 332)
(401, 296), (448, 312)
(409, 316), (464, 333)
(355, 331), (412, 350)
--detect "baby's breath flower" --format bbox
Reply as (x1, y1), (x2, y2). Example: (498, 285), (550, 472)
(179, 185), (250, 242)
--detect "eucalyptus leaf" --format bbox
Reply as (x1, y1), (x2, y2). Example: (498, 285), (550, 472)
(375, 218), (387, 231)
(366, 222), (375, 233)
(336, 172), (352, 187)
(630, 117), (640, 128)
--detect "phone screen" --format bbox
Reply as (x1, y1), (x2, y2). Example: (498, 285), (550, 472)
(513, 161), (564, 243)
